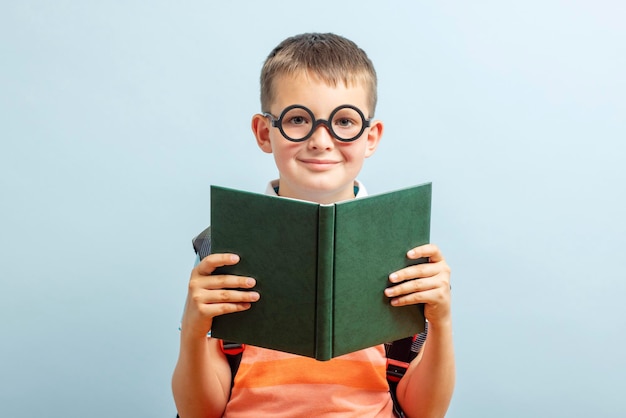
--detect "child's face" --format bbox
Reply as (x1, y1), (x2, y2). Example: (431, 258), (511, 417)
(252, 72), (383, 204)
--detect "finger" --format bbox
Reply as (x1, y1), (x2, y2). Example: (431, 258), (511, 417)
(388, 262), (445, 284)
(389, 289), (431, 307)
(194, 288), (261, 305)
(389, 285), (450, 307)
(195, 290), (260, 318)
(196, 274), (257, 291)
(385, 277), (439, 298)
(196, 253), (240, 276)
(407, 243), (444, 263)
(199, 301), (255, 317)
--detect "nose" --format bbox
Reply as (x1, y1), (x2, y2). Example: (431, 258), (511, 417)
(307, 122), (334, 149)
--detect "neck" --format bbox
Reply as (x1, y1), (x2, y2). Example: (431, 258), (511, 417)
(276, 183), (356, 204)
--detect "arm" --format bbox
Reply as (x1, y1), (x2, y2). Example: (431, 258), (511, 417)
(172, 253), (260, 418)
(385, 244), (455, 418)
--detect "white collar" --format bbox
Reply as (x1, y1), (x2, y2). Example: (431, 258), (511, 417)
(265, 179), (368, 199)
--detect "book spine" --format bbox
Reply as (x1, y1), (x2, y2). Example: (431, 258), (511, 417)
(315, 204), (335, 361)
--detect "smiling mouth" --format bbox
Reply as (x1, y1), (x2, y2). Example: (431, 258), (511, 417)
(299, 158), (338, 165)
(298, 158), (340, 171)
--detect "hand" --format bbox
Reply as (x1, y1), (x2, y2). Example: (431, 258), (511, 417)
(181, 253), (260, 338)
(384, 244), (451, 325)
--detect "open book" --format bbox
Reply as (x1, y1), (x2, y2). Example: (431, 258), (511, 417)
(209, 183), (431, 360)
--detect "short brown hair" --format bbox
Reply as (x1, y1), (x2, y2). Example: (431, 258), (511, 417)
(260, 33), (377, 115)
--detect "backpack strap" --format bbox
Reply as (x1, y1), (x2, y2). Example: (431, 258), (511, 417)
(386, 336), (416, 383)
(194, 227), (246, 384)
(385, 324), (429, 417)
(220, 340), (245, 385)
(192, 226), (212, 260)
(385, 323), (428, 380)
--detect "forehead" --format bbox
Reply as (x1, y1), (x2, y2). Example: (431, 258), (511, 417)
(271, 72), (370, 114)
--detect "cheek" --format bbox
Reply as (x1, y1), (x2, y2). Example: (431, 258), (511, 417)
(271, 142), (300, 166)
(340, 143), (368, 162)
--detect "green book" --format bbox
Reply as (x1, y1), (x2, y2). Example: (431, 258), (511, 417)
(210, 182), (431, 361)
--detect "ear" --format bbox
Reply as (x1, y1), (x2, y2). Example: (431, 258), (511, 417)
(364, 119), (383, 158)
(251, 114), (273, 154)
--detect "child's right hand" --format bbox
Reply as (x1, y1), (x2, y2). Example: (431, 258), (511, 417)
(180, 253), (260, 339)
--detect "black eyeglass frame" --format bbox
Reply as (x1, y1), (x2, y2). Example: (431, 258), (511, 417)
(262, 104), (371, 142)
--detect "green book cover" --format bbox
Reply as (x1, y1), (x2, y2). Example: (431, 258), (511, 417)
(209, 182), (431, 361)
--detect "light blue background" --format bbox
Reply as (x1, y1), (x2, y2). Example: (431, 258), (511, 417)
(1, 1), (625, 417)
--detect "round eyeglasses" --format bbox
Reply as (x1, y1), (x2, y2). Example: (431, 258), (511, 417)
(263, 104), (371, 142)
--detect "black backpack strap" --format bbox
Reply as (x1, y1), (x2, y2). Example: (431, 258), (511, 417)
(192, 227), (244, 384)
(386, 323), (429, 417)
(192, 226), (212, 260)
(220, 340), (245, 386)
(386, 337), (415, 381)
(192, 227), (245, 383)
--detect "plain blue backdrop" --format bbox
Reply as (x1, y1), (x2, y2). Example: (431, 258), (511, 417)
(1, 1), (625, 417)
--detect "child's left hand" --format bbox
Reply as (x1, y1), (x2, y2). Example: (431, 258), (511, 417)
(384, 244), (451, 325)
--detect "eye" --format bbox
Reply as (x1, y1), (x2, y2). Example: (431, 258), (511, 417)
(332, 107), (362, 130)
(289, 116), (309, 125)
(282, 108), (312, 126)
(335, 117), (354, 127)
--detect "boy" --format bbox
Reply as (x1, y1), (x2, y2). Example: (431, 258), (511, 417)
(172, 33), (455, 418)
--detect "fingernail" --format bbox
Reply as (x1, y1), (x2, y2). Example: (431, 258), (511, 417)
(246, 278), (256, 287)
(407, 250), (416, 257)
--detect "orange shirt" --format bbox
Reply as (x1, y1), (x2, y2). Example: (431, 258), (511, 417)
(224, 344), (394, 417)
